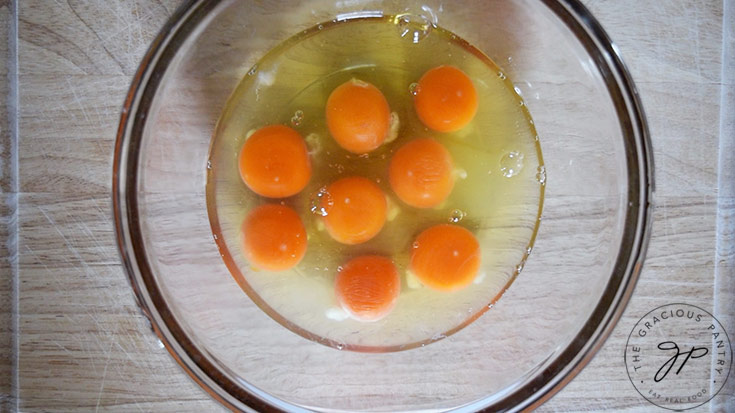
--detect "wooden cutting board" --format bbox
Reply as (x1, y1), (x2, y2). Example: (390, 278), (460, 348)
(0, 0), (732, 411)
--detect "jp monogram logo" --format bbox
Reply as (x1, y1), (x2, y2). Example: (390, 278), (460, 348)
(625, 303), (732, 410)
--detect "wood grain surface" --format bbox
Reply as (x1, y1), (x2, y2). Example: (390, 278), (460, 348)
(1, 0), (17, 411)
(2, 0), (733, 412)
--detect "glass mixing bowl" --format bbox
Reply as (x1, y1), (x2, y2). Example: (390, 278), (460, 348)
(113, 0), (653, 411)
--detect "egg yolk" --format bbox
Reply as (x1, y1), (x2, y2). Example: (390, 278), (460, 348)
(414, 65), (478, 132)
(326, 79), (391, 154)
(321, 176), (387, 245)
(239, 124), (311, 198)
(241, 204), (307, 271)
(410, 224), (480, 291)
(335, 255), (400, 321)
(389, 138), (455, 208)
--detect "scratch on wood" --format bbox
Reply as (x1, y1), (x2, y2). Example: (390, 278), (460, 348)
(94, 337), (115, 412)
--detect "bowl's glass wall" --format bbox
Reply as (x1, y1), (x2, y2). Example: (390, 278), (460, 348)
(136, 0), (628, 410)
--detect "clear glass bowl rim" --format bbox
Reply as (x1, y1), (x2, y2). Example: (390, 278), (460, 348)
(112, 0), (655, 411)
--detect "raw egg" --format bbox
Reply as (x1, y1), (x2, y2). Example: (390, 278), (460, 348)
(389, 138), (455, 208)
(238, 124), (311, 198)
(326, 79), (391, 154)
(321, 176), (387, 245)
(335, 255), (400, 321)
(241, 204), (307, 271)
(414, 65), (478, 132)
(410, 224), (480, 291)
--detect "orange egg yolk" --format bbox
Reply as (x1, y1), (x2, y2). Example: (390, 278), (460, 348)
(321, 176), (387, 245)
(335, 255), (400, 321)
(414, 65), (478, 132)
(238, 124), (311, 198)
(326, 79), (391, 154)
(241, 204), (307, 271)
(389, 138), (455, 208)
(410, 224), (480, 291)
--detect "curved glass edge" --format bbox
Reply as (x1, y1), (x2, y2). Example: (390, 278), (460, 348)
(112, 0), (281, 411)
(112, 0), (655, 412)
(471, 0), (655, 411)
